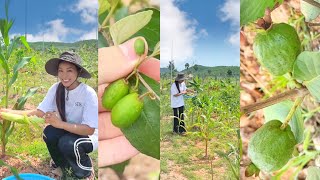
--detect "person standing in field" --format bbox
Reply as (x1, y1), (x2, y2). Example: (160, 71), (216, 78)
(0, 51), (97, 180)
(170, 73), (192, 135)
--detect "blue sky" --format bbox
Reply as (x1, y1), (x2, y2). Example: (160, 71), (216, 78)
(1, 0), (98, 42)
(160, 0), (240, 70)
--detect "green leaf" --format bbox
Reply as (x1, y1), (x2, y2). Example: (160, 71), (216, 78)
(6, 36), (20, 60)
(305, 75), (320, 102)
(98, 32), (109, 48)
(132, 8), (160, 53)
(13, 56), (33, 73)
(240, 0), (283, 26)
(301, 0), (320, 22)
(293, 51), (320, 81)
(13, 87), (39, 110)
(264, 100), (304, 143)
(110, 10), (153, 45)
(307, 166), (320, 180)
(114, 6), (129, 21)
(0, 159), (22, 180)
(293, 51), (320, 101)
(121, 73), (160, 159)
(98, 0), (110, 17)
(20, 36), (30, 50)
(0, 52), (9, 74)
(108, 160), (130, 174)
(8, 72), (17, 88)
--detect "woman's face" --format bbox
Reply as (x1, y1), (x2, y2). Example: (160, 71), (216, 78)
(58, 61), (79, 88)
(179, 80), (184, 84)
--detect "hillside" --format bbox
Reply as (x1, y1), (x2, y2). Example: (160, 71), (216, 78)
(161, 65), (240, 78)
(28, 39), (97, 50)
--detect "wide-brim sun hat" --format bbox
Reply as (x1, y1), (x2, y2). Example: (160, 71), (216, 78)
(175, 73), (187, 81)
(45, 51), (91, 79)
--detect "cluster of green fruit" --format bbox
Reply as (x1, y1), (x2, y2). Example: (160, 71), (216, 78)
(247, 23), (302, 175)
(101, 38), (146, 128)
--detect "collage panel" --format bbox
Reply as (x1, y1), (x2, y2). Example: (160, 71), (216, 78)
(98, 0), (160, 179)
(241, 0), (320, 179)
(160, 0), (240, 179)
(0, 0), (98, 179)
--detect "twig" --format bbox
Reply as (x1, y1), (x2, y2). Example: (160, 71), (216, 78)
(101, 30), (114, 46)
(303, 0), (320, 9)
(308, 22), (320, 27)
(137, 72), (160, 101)
(241, 88), (309, 114)
(280, 96), (305, 130)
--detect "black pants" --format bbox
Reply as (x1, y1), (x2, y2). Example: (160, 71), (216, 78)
(173, 106), (186, 133)
(43, 125), (93, 178)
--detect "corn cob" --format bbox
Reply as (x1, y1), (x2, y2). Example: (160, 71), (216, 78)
(0, 112), (44, 124)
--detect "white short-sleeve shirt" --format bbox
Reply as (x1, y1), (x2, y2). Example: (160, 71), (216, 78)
(38, 82), (99, 151)
(170, 82), (187, 108)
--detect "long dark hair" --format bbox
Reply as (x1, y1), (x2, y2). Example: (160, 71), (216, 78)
(175, 81), (180, 93)
(56, 83), (67, 122)
(55, 61), (81, 122)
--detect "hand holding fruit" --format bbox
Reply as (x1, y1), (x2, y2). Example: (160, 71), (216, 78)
(98, 37), (160, 167)
(44, 112), (63, 129)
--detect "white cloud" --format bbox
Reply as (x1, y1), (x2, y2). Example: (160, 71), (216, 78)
(228, 31), (240, 47)
(71, 0), (98, 24)
(12, 19), (83, 42)
(161, 0), (200, 68)
(199, 29), (208, 37)
(79, 28), (97, 40)
(219, 0), (240, 47)
(220, 0), (240, 26)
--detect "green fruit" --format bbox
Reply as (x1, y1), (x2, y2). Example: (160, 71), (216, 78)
(102, 79), (129, 110)
(248, 120), (296, 172)
(111, 93), (144, 128)
(253, 23), (301, 76)
(134, 38), (145, 56)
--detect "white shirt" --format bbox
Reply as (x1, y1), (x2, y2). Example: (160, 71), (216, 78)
(38, 82), (99, 151)
(170, 82), (187, 108)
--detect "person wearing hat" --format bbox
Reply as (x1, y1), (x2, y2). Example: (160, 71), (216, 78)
(171, 73), (191, 135)
(0, 51), (97, 179)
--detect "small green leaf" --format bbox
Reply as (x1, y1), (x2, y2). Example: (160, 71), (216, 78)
(264, 100), (304, 143)
(99, 0), (110, 17)
(121, 74), (160, 159)
(108, 160), (130, 174)
(6, 36), (20, 60)
(301, 0), (320, 22)
(293, 51), (320, 101)
(8, 72), (17, 88)
(0, 52), (9, 74)
(240, 0), (283, 26)
(293, 51), (320, 81)
(110, 10), (153, 45)
(13, 56), (33, 73)
(305, 75), (320, 102)
(20, 36), (30, 50)
(13, 87), (39, 110)
(306, 166), (320, 180)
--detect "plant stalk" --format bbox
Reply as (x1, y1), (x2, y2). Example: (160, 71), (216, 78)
(241, 88), (309, 114)
(280, 96), (304, 130)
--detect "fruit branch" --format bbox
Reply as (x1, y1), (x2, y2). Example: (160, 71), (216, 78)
(280, 96), (304, 130)
(241, 88), (309, 114)
(137, 72), (160, 101)
(303, 0), (320, 9)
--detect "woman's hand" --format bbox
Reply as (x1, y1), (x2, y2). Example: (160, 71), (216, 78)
(44, 112), (63, 129)
(98, 37), (159, 167)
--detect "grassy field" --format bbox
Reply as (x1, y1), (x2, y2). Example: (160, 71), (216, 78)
(160, 76), (240, 180)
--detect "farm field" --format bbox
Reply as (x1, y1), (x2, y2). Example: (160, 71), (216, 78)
(160, 75), (240, 179)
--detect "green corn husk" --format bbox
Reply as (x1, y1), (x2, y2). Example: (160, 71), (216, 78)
(0, 112), (44, 124)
